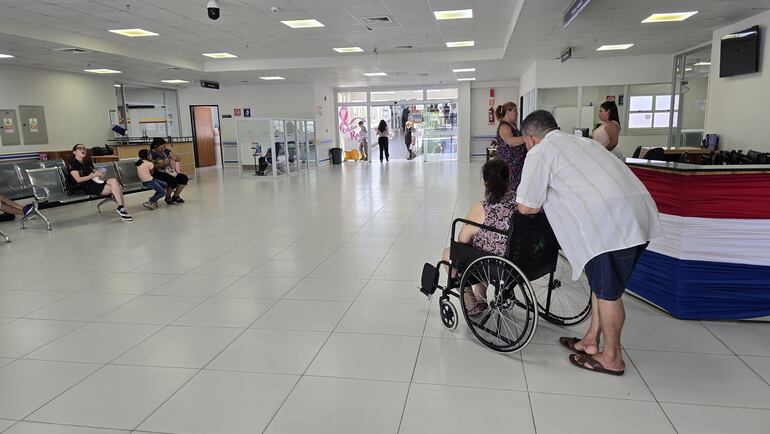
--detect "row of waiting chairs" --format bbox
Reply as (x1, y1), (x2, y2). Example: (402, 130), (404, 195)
(0, 158), (149, 235)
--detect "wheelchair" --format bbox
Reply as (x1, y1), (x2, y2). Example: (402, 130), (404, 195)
(419, 212), (592, 353)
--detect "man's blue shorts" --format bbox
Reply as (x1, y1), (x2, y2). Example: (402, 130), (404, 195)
(584, 243), (648, 301)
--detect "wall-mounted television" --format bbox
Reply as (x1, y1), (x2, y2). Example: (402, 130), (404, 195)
(720, 25), (761, 78)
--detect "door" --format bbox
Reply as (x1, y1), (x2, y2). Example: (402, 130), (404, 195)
(192, 106), (217, 167)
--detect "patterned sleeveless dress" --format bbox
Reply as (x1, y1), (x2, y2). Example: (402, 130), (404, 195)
(471, 190), (517, 256)
(495, 121), (527, 191)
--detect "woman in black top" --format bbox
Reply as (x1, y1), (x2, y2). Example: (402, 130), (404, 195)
(68, 144), (133, 221)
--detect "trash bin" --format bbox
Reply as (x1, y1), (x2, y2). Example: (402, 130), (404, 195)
(330, 147), (343, 165)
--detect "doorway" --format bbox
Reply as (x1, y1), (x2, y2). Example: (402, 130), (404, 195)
(189, 105), (221, 167)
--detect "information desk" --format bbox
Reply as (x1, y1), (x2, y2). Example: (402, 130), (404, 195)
(625, 159), (770, 320)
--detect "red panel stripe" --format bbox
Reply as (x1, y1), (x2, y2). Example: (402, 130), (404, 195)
(630, 168), (770, 219)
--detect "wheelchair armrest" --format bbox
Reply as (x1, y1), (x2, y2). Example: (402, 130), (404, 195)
(450, 218), (507, 242)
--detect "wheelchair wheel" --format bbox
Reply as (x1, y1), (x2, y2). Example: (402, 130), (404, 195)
(459, 256), (537, 353)
(439, 298), (459, 331)
(530, 251), (592, 326)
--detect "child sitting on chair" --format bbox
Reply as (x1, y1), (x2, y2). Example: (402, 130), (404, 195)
(136, 149), (168, 210)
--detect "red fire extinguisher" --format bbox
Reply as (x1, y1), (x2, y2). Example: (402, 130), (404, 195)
(488, 89), (496, 125)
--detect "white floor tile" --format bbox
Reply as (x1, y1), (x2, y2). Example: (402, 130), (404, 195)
(371, 261), (425, 281)
(28, 364), (195, 430)
(3, 421), (130, 433)
(531, 392), (675, 434)
(413, 337), (527, 390)
(399, 383), (534, 434)
(114, 326), (240, 369)
(336, 302), (428, 336)
(149, 274), (239, 297)
(332, 247), (390, 262)
(248, 259), (319, 278)
(627, 350), (770, 408)
(742, 356), (770, 384)
(208, 329), (329, 374)
(264, 376), (408, 434)
(96, 295), (204, 325)
(189, 257), (262, 276)
(252, 300), (350, 332)
(0, 319), (84, 358)
(139, 370), (298, 434)
(355, 279), (426, 304)
(172, 297), (275, 328)
(284, 278), (367, 301)
(215, 276), (301, 299)
(309, 258), (380, 280)
(24, 293), (137, 322)
(661, 402), (770, 434)
(308, 333), (420, 382)
(0, 359), (99, 420)
(621, 316), (731, 354)
(26, 322), (160, 363)
(0, 291), (71, 317)
(90, 273), (179, 295)
(25, 272), (122, 292)
(522, 343), (654, 401)
(703, 321), (770, 356)
(0, 420), (16, 432)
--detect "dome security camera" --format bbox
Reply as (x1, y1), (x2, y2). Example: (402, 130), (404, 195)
(207, 0), (220, 20)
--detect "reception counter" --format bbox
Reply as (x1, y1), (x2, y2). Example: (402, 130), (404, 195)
(112, 139), (195, 176)
(626, 159), (770, 320)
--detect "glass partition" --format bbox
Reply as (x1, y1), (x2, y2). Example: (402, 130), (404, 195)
(579, 85), (626, 132)
(421, 102), (457, 161)
(671, 45), (711, 147)
(297, 120), (308, 171)
(285, 120), (299, 173)
(273, 120), (287, 175)
(338, 105), (368, 153)
(306, 121), (317, 168)
(337, 91), (367, 103)
(370, 89), (424, 102)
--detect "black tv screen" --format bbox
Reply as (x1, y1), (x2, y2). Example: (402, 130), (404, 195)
(720, 25), (761, 77)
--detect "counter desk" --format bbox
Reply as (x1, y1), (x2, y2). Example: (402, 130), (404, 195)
(111, 139), (195, 176)
(626, 159), (770, 320)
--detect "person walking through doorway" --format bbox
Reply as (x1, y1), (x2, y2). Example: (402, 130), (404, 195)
(357, 120), (368, 161)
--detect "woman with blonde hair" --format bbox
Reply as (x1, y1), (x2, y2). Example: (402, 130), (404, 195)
(494, 102), (527, 190)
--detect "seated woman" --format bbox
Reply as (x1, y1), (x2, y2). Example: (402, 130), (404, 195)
(67, 144), (133, 221)
(150, 138), (188, 204)
(441, 159), (516, 315)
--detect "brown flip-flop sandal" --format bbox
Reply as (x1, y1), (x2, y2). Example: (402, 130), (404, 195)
(569, 353), (624, 376)
(559, 337), (587, 355)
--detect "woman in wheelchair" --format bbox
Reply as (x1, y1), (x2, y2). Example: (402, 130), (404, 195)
(441, 159), (516, 316)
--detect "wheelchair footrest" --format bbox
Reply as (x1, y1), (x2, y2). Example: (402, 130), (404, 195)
(419, 263), (440, 297)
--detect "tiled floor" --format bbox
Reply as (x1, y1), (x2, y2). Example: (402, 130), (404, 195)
(0, 161), (769, 433)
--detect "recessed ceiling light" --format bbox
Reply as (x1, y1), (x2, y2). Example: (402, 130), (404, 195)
(434, 9), (473, 20)
(642, 12), (698, 23)
(161, 79), (190, 84)
(108, 28), (158, 37)
(84, 68), (121, 74)
(364, 72), (387, 77)
(684, 68), (693, 72)
(202, 53), (237, 58)
(452, 67), (476, 73)
(0, 53), (14, 59)
(446, 41), (475, 48)
(259, 76), (286, 80)
(333, 47), (364, 53)
(694, 61), (711, 66)
(457, 77), (476, 81)
(596, 44), (634, 51)
(281, 19), (325, 28)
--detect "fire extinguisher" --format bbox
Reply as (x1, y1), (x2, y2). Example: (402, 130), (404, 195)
(488, 89), (496, 125)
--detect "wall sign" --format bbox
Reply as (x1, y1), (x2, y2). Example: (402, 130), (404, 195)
(2, 118), (13, 133)
(243, 108), (251, 118)
(606, 96), (616, 103)
(233, 108), (242, 117)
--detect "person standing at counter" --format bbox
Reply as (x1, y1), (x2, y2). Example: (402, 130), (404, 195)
(67, 144), (133, 221)
(494, 102), (527, 191)
(150, 138), (188, 204)
(516, 110), (662, 376)
(592, 101), (623, 160)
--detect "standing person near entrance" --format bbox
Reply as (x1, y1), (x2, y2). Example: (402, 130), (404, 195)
(376, 119), (392, 162)
(515, 110), (662, 375)
(67, 144), (133, 221)
(404, 120), (415, 160)
(357, 120), (368, 161)
(150, 137), (188, 204)
(495, 102), (527, 191)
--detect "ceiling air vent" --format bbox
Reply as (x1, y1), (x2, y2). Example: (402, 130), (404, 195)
(53, 47), (90, 54)
(358, 15), (400, 30)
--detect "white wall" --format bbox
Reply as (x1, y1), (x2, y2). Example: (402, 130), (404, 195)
(312, 84), (335, 164)
(705, 9), (770, 151)
(458, 82), (471, 161)
(177, 84), (315, 145)
(470, 84), (519, 157)
(533, 55), (674, 88)
(0, 65), (115, 151)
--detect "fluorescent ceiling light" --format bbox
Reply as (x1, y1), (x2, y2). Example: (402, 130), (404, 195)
(333, 47), (364, 53)
(0, 53), (14, 59)
(108, 28), (158, 37)
(685, 68), (693, 72)
(84, 68), (121, 74)
(202, 52), (237, 58)
(452, 67), (476, 73)
(596, 44), (634, 51)
(434, 9), (473, 20)
(161, 79), (190, 84)
(446, 41), (475, 48)
(259, 76), (285, 80)
(694, 61), (711, 66)
(370, 91), (396, 94)
(364, 72), (387, 77)
(114, 84), (122, 87)
(642, 12), (698, 23)
(457, 77), (476, 81)
(281, 19), (325, 28)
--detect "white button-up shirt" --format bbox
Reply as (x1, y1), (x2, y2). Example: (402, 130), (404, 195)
(516, 130), (663, 280)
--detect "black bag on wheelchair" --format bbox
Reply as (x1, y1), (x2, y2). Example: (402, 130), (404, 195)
(505, 212), (560, 281)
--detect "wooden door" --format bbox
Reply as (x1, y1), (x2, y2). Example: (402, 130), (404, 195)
(193, 106), (216, 167)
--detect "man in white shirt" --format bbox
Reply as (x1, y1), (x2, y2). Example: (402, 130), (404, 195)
(516, 110), (663, 376)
